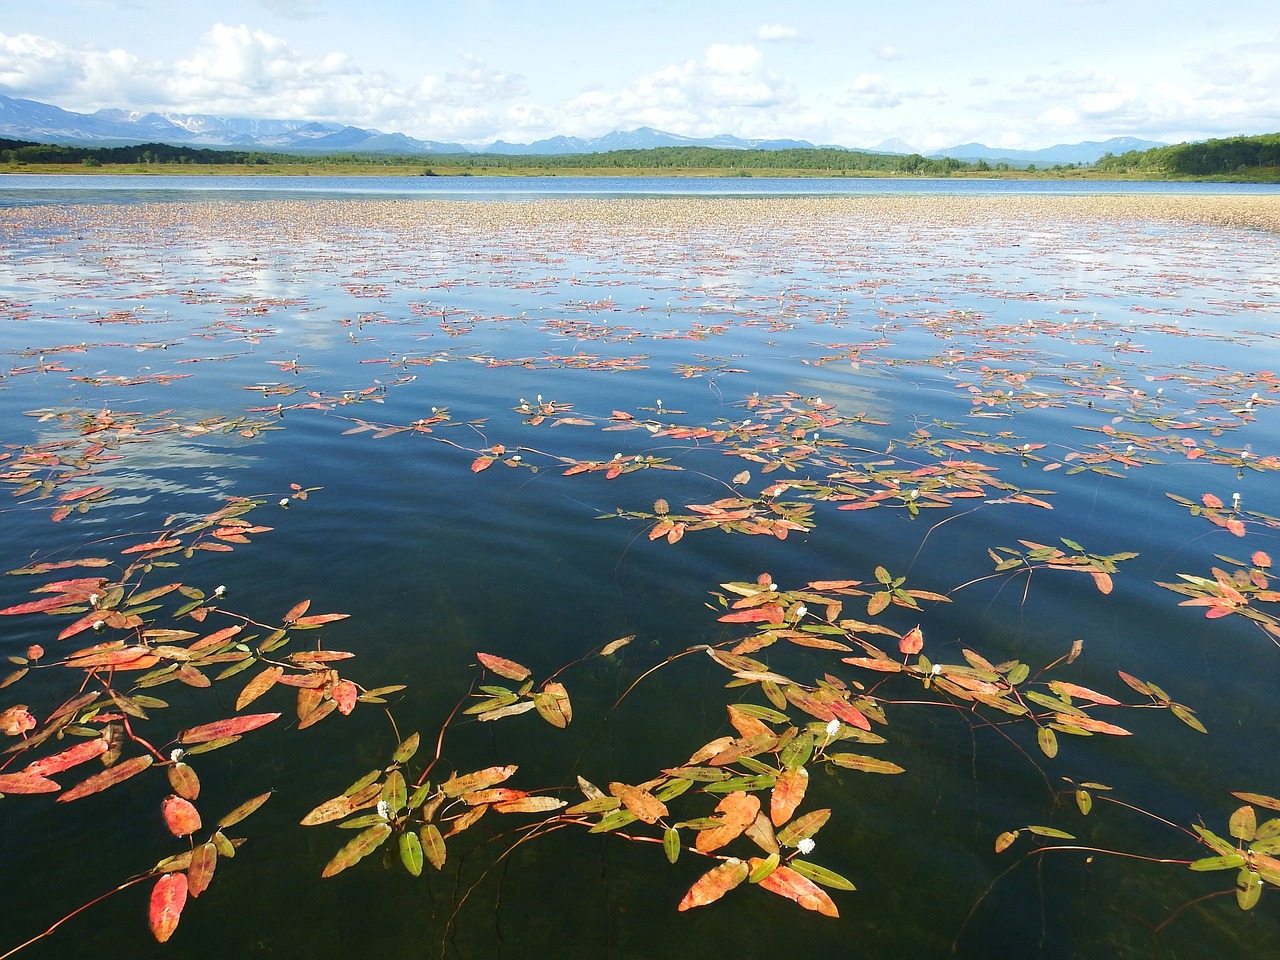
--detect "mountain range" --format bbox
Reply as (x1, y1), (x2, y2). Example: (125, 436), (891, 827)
(0, 94), (1166, 165)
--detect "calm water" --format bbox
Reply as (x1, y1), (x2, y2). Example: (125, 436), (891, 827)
(1, 179), (1278, 959)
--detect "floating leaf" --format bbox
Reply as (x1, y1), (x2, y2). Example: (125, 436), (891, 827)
(776, 808), (831, 848)
(609, 782), (668, 824)
(399, 831), (424, 877)
(756, 864), (839, 917)
(788, 858), (856, 891)
(149, 872), (187, 943)
(771, 766), (809, 827)
(58, 754), (153, 802)
(534, 682), (572, 728)
(218, 790), (272, 829)
(695, 791), (761, 854)
(995, 830), (1020, 853)
(163, 795), (203, 837)
(899, 625), (923, 655)
(23, 738), (108, 777)
(827, 753), (905, 775)
(421, 824), (446, 869)
(0, 771), (61, 794)
(664, 826), (681, 863)
(1038, 726), (1059, 758)
(236, 666), (283, 711)
(321, 823), (392, 878)
(441, 765), (517, 798)
(677, 859), (749, 911)
(188, 842), (217, 898)
(179, 713), (280, 744)
(476, 652), (531, 681)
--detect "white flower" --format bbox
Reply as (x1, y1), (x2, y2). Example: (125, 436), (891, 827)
(213, 585), (227, 598)
(169, 748), (185, 762)
(376, 799), (391, 820)
(794, 604), (808, 619)
(931, 663), (943, 676)
(797, 838), (816, 855)
(279, 498), (290, 507)
(825, 718), (840, 737)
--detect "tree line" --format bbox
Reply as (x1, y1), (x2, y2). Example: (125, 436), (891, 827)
(2, 139), (994, 176)
(1095, 133), (1280, 176)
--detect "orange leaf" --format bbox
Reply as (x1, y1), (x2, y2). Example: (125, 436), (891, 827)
(827, 699), (872, 732)
(609, 782), (668, 824)
(471, 456), (495, 473)
(236, 666), (283, 711)
(187, 842), (217, 898)
(695, 791), (761, 853)
(677, 859), (749, 911)
(149, 872), (188, 943)
(0, 594), (83, 616)
(477, 652), (531, 681)
(290, 613), (350, 628)
(1048, 681), (1121, 706)
(756, 864), (839, 917)
(282, 600), (311, 624)
(179, 713), (280, 745)
(771, 766), (809, 827)
(163, 795), (203, 837)
(898, 625), (923, 655)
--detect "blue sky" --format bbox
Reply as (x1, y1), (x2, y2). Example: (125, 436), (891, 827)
(1, 0), (1277, 150)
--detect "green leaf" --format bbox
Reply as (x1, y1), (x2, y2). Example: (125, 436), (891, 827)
(321, 823), (392, 878)
(1026, 826), (1075, 839)
(1038, 726), (1059, 759)
(1075, 789), (1093, 816)
(392, 732), (420, 764)
(664, 827), (681, 864)
(399, 831), (424, 877)
(218, 790), (272, 829)
(788, 858), (856, 891)
(776, 808), (831, 847)
(589, 809), (639, 833)
(1238, 870), (1263, 910)
(748, 853), (780, 883)
(1189, 854), (1247, 872)
(1230, 805), (1258, 842)
(382, 770), (407, 815)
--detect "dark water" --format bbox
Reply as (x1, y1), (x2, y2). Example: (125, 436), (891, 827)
(1, 180), (1278, 959)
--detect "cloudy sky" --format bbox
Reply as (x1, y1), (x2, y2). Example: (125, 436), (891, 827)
(2, 0), (1277, 151)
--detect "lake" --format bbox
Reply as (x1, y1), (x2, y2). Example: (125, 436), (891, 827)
(1, 177), (1279, 959)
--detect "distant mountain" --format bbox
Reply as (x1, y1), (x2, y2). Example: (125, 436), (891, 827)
(931, 137), (1167, 166)
(0, 94), (1167, 164)
(0, 95), (469, 153)
(476, 126), (822, 155)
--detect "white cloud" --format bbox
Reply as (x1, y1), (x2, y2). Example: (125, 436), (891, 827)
(875, 45), (901, 61)
(558, 43), (794, 138)
(756, 23), (801, 42)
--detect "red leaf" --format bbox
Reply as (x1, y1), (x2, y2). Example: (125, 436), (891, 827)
(282, 600), (311, 624)
(23, 738), (108, 776)
(58, 754), (154, 802)
(179, 713), (280, 745)
(0, 771), (61, 794)
(290, 613), (350, 628)
(149, 873), (188, 943)
(771, 766), (809, 827)
(471, 456), (495, 473)
(332, 679), (358, 716)
(0, 594), (82, 616)
(718, 605), (785, 624)
(163, 795), (203, 837)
